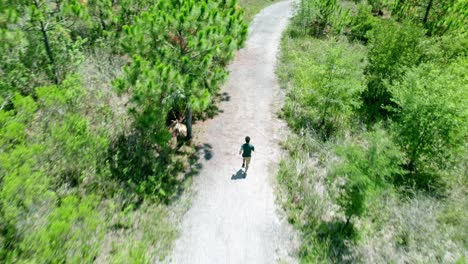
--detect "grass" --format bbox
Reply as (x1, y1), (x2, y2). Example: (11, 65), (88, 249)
(95, 202), (177, 263)
(238, 0), (282, 23)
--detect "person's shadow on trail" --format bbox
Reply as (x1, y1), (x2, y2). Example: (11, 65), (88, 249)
(231, 169), (246, 180)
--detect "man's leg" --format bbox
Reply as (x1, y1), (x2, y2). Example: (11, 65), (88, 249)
(245, 157), (251, 172)
(242, 158), (245, 168)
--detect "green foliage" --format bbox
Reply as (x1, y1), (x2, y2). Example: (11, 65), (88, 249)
(1, 0), (252, 261)
(393, 0), (468, 36)
(277, 134), (337, 262)
(35, 76), (109, 189)
(278, 0), (468, 262)
(0, 78), (107, 262)
(329, 128), (404, 222)
(111, 242), (149, 264)
(291, 0), (350, 37)
(19, 195), (102, 263)
(367, 0), (392, 13)
(0, 0), (87, 95)
(390, 59), (468, 183)
(120, 0), (247, 116)
(279, 37), (366, 138)
(348, 3), (378, 42)
(84, 0), (154, 44)
(112, 57), (187, 200)
(115, 57), (177, 146)
(110, 0), (248, 198)
(363, 19), (425, 118)
(107, 202), (177, 263)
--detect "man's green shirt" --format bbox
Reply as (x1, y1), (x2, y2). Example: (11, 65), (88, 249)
(241, 143), (255, 157)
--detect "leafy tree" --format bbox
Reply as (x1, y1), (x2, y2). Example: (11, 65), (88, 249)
(116, 58), (179, 147)
(393, 0), (467, 36)
(113, 57), (183, 199)
(390, 59), (468, 177)
(363, 19), (425, 119)
(348, 3), (378, 42)
(282, 38), (366, 138)
(367, 0), (392, 15)
(292, 0), (349, 37)
(0, 2), (30, 98)
(329, 128), (404, 224)
(0, 79), (106, 262)
(0, 0), (86, 93)
(19, 195), (101, 263)
(120, 0), (247, 139)
(84, 0), (154, 42)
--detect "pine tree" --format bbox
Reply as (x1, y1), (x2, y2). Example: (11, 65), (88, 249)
(120, 0), (247, 139)
(0, 0), (86, 94)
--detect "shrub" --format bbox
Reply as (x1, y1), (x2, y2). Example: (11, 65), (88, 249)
(367, 0), (391, 14)
(392, 0), (467, 36)
(291, 0), (351, 37)
(328, 128), (404, 224)
(280, 37), (366, 138)
(35, 76), (110, 189)
(389, 59), (468, 186)
(348, 3), (378, 42)
(362, 19), (426, 119)
(19, 195), (102, 263)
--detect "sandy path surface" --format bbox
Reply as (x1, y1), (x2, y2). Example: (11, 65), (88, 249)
(169, 1), (296, 263)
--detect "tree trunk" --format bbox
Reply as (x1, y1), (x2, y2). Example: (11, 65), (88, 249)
(99, 9), (107, 31)
(34, 0), (58, 84)
(345, 216), (351, 227)
(423, 0), (433, 25)
(186, 106), (192, 140)
(40, 21), (59, 84)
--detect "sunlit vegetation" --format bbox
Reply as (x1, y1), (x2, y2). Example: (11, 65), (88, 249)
(238, 0), (281, 22)
(0, 0), (251, 262)
(277, 0), (467, 262)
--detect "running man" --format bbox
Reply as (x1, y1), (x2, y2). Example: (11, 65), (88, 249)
(239, 136), (255, 174)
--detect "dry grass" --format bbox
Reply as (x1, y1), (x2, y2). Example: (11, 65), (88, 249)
(77, 47), (130, 137)
(355, 193), (467, 263)
(95, 201), (177, 263)
(278, 132), (467, 263)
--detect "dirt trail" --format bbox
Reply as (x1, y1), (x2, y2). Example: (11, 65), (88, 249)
(170, 1), (296, 263)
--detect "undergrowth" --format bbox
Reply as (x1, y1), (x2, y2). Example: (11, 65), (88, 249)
(276, 0), (467, 262)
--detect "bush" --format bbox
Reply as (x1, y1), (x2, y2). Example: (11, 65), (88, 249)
(389, 59), (468, 187)
(279, 37), (366, 138)
(35, 76), (110, 190)
(291, 0), (350, 37)
(19, 195), (102, 263)
(363, 19), (426, 119)
(367, 0), (391, 14)
(348, 3), (378, 42)
(328, 128), (404, 224)
(278, 1), (468, 262)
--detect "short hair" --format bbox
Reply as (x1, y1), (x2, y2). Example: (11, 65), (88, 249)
(245, 136), (250, 143)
